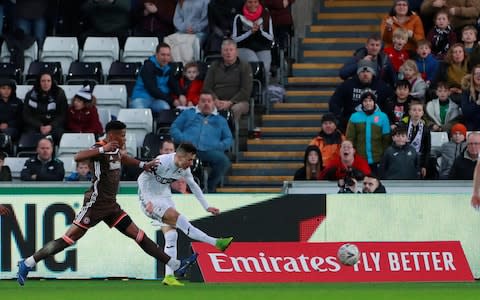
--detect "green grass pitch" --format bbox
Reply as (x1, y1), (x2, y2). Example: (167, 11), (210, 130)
(1, 280), (479, 300)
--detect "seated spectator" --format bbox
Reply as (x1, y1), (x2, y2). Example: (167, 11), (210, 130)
(0, 152), (12, 181)
(173, 0), (209, 46)
(65, 84), (104, 138)
(294, 145), (323, 180)
(203, 39), (253, 121)
(131, 43), (181, 113)
(383, 28), (410, 74)
(319, 140), (371, 181)
(159, 138), (188, 194)
(0, 79), (23, 143)
(178, 62), (204, 107)
(449, 131), (480, 179)
(66, 160), (92, 182)
(133, 0), (176, 41)
(401, 100), (431, 178)
(434, 122), (467, 179)
(20, 138), (65, 181)
(426, 9), (456, 60)
(399, 59), (427, 100)
(205, 0), (244, 55)
(381, 0), (425, 52)
(339, 33), (396, 87)
(384, 79), (413, 129)
(432, 43), (468, 104)
(329, 59), (394, 131)
(426, 81), (462, 132)
(309, 113), (345, 166)
(80, 0), (131, 47)
(461, 65), (480, 131)
(170, 91), (233, 193)
(23, 73), (68, 144)
(232, 0), (274, 79)
(380, 124), (420, 179)
(346, 90), (391, 173)
(362, 173), (386, 193)
(414, 40), (439, 85)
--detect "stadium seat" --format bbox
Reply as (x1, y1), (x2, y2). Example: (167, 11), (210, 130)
(125, 132), (138, 157)
(4, 157), (27, 179)
(0, 62), (22, 84)
(65, 61), (103, 85)
(140, 132), (171, 160)
(249, 61), (266, 107)
(15, 85), (32, 101)
(170, 61), (184, 80)
(430, 131), (449, 152)
(59, 84), (84, 100)
(16, 132), (43, 157)
(106, 61), (141, 97)
(40, 37), (79, 75)
(57, 133), (96, 158)
(117, 108), (153, 148)
(25, 61), (63, 85)
(58, 155), (76, 178)
(121, 36), (158, 63)
(92, 84), (128, 117)
(97, 107), (112, 130)
(80, 37), (119, 77)
(0, 41), (38, 74)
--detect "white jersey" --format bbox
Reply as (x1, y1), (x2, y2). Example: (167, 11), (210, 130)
(137, 152), (209, 210)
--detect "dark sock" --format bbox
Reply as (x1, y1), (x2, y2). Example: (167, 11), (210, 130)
(138, 235), (170, 264)
(33, 238), (69, 262)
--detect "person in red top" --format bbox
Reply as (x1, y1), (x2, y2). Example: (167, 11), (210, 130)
(319, 140), (371, 181)
(383, 27), (410, 73)
(66, 84), (104, 138)
(178, 62), (204, 107)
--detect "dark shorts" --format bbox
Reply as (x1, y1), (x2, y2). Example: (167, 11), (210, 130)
(74, 199), (127, 230)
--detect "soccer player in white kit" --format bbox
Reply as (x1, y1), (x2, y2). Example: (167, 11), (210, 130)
(137, 142), (233, 286)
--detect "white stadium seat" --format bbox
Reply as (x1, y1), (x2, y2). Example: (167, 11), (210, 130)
(125, 132), (138, 157)
(40, 37), (79, 75)
(117, 108), (153, 148)
(97, 107), (112, 130)
(0, 41), (38, 74)
(430, 131), (449, 152)
(58, 155), (76, 178)
(80, 37), (119, 76)
(16, 85), (32, 101)
(92, 84), (128, 117)
(4, 157), (27, 179)
(57, 133), (96, 158)
(121, 37), (158, 63)
(59, 85), (83, 100)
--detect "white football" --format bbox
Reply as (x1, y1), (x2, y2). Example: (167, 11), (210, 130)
(337, 243), (360, 266)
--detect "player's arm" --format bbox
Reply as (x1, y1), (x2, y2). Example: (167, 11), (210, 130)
(184, 172), (219, 215)
(74, 141), (119, 162)
(121, 155), (158, 172)
(471, 157), (480, 209)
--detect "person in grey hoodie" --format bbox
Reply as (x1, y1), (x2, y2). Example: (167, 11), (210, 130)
(434, 122), (467, 179)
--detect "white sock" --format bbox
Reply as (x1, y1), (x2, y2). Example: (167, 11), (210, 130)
(163, 230), (178, 276)
(176, 215), (216, 246)
(167, 258), (180, 271)
(24, 256), (36, 268)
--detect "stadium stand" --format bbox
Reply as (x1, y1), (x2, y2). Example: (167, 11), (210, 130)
(56, 133), (96, 159)
(121, 36), (159, 63)
(92, 84), (128, 117)
(40, 37), (79, 76)
(117, 108), (153, 148)
(0, 41), (38, 74)
(80, 37), (120, 77)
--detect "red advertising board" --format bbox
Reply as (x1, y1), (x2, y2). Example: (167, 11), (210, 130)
(191, 241), (473, 282)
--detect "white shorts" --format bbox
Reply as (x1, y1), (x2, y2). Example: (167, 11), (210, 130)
(139, 192), (175, 224)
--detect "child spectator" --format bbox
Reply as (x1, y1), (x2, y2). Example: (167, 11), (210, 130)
(65, 84), (104, 138)
(384, 79), (413, 128)
(384, 28), (410, 73)
(461, 25), (477, 54)
(0, 152), (12, 181)
(414, 39), (439, 84)
(425, 81), (462, 132)
(401, 100), (431, 178)
(178, 62), (203, 107)
(380, 124), (420, 179)
(399, 59), (427, 100)
(434, 122), (467, 179)
(426, 9), (456, 60)
(66, 160), (92, 182)
(294, 145), (323, 180)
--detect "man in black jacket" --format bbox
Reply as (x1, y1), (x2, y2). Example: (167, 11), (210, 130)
(20, 138), (64, 181)
(449, 132), (480, 180)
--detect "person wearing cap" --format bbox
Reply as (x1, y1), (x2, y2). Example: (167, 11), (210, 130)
(329, 59), (393, 131)
(0, 78), (23, 146)
(449, 131), (480, 180)
(308, 113), (345, 166)
(66, 84), (104, 137)
(23, 72), (68, 144)
(433, 122), (467, 179)
(339, 33), (396, 87)
(346, 90), (391, 173)
(379, 124), (420, 179)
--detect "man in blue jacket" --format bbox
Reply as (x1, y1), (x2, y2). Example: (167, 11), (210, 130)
(131, 42), (180, 112)
(170, 91), (233, 193)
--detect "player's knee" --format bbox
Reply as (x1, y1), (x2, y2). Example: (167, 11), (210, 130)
(164, 229), (178, 244)
(114, 215), (133, 233)
(163, 209), (179, 225)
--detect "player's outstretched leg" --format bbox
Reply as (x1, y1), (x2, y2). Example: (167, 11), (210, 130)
(175, 214), (234, 252)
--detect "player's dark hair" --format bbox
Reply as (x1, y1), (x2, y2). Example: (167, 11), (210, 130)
(177, 143), (197, 155)
(105, 120), (126, 133)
